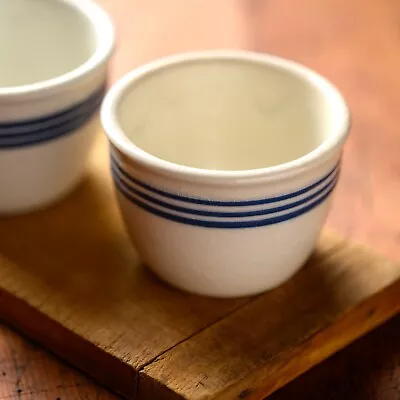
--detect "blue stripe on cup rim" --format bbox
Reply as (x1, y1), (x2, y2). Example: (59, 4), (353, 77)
(0, 83), (107, 149)
(110, 154), (340, 229)
(110, 152), (339, 207)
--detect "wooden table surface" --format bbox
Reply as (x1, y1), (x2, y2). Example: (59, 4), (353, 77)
(1, 0), (400, 398)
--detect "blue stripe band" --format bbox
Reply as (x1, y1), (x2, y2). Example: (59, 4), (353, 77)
(110, 153), (340, 207)
(110, 155), (339, 229)
(113, 173), (337, 229)
(111, 161), (339, 218)
(0, 84), (106, 148)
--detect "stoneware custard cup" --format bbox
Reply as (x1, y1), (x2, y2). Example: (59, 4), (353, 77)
(0, 0), (115, 214)
(101, 50), (350, 298)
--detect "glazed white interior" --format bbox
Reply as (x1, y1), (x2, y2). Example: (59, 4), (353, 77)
(117, 58), (340, 171)
(0, 0), (96, 87)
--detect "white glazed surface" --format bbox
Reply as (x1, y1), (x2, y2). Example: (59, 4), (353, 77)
(0, 0), (114, 214)
(102, 51), (350, 298)
(0, 0), (95, 88)
(112, 150), (340, 297)
(117, 191), (333, 297)
(0, 116), (100, 213)
(117, 60), (336, 171)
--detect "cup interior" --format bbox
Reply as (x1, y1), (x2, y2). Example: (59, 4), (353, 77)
(115, 57), (346, 171)
(0, 0), (97, 88)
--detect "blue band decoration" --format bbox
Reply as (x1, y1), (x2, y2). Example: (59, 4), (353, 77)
(0, 83), (106, 148)
(110, 154), (340, 229)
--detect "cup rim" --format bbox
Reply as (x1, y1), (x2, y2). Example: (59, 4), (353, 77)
(0, 0), (115, 99)
(101, 50), (351, 183)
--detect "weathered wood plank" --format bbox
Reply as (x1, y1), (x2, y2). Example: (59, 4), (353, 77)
(0, 136), (250, 398)
(139, 241), (400, 400)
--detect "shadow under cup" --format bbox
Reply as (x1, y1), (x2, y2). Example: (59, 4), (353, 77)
(0, 0), (114, 214)
(103, 52), (350, 298)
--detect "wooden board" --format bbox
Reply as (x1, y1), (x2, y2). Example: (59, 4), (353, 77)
(0, 323), (116, 400)
(1, 0), (400, 398)
(0, 136), (399, 400)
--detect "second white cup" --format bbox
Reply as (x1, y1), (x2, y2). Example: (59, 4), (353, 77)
(0, 0), (115, 214)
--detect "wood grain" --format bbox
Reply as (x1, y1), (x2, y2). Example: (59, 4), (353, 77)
(0, 0), (400, 399)
(270, 316), (400, 400)
(139, 238), (400, 400)
(0, 316), (399, 399)
(0, 193), (399, 400)
(0, 135), (249, 398)
(0, 323), (115, 400)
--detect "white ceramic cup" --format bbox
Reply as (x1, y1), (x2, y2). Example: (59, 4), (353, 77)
(101, 51), (350, 298)
(0, 0), (115, 214)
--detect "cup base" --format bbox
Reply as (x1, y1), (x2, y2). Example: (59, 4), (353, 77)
(143, 259), (309, 299)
